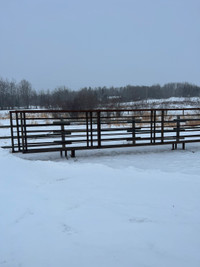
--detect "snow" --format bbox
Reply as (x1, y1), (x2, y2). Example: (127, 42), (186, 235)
(1, 110), (200, 267)
(121, 97), (200, 109)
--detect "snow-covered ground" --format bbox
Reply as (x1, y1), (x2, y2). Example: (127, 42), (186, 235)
(121, 96), (200, 109)
(1, 110), (200, 267)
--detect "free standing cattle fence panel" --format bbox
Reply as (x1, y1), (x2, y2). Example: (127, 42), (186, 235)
(8, 108), (200, 157)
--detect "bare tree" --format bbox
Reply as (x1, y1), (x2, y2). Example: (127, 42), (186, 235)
(18, 79), (32, 108)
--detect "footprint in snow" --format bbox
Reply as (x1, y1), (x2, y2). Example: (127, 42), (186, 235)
(15, 209), (34, 224)
(61, 224), (77, 235)
(56, 178), (68, 182)
(129, 217), (152, 223)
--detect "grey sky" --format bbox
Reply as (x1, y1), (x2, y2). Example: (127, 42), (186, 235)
(0, 0), (199, 90)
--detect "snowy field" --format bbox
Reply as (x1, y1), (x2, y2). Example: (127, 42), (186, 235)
(121, 96), (200, 109)
(1, 110), (200, 267)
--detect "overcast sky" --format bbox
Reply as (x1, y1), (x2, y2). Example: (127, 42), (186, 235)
(0, 0), (199, 90)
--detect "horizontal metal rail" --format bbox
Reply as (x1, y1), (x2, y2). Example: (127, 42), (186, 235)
(3, 108), (200, 156)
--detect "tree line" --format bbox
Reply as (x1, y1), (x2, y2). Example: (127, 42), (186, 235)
(0, 77), (200, 110)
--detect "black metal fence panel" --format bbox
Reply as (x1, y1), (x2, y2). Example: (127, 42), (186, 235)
(9, 108), (200, 156)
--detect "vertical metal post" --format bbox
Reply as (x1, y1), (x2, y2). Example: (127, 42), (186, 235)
(153, 110), (156, 143)
(71, 150), (75, 158)
(176, 115), (180, 143)
(16, 112), (21, 151)
(9, 111), (15, 152)
(20, 112), (25, 152)
(161, 110), (164, 143)
(97, 111), (101, 147)
(90, 111), (93, 146)
(150, 110), (153, 144)
(60, 119), (65, 153)
(86, 112), (89, 147)
(23, 112), (28, 151)
(132, 118), (136, 145)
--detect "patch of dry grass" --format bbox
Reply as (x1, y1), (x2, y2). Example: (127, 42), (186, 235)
(0, 112), (10, 120)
